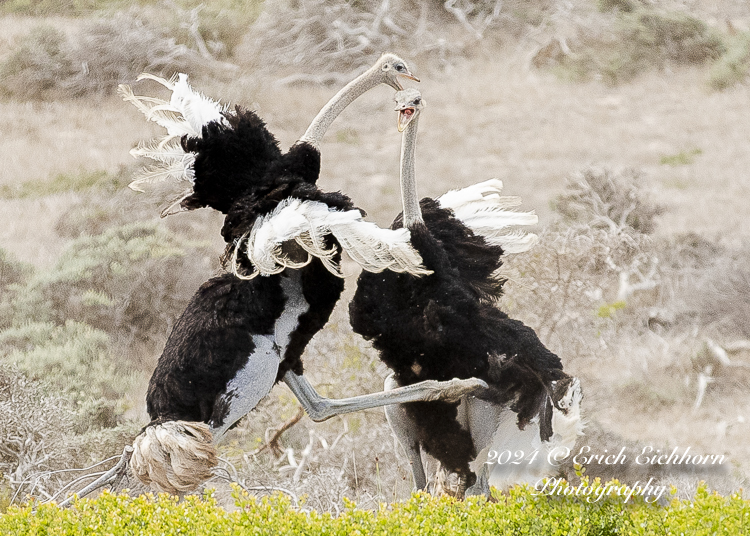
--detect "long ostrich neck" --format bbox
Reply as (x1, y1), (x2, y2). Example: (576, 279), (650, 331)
(400, 114), (423, 228)
(299, 69), (383, 148)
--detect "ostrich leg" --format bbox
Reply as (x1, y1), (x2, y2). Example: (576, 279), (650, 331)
(383, 373), (427, 490)
(282, 370), (487, 423)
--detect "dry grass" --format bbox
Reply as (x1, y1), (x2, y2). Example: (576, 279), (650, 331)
(2, 0), (750, 508)
(0, 12), (202, 99)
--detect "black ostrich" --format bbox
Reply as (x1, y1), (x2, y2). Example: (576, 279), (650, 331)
(349, 89), (583, 496)
(112, 58), (486, 495)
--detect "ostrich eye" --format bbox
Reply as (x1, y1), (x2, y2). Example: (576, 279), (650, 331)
(396, 64), (405, 72)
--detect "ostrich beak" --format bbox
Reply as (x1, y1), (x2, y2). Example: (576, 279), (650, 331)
(400, 71), (420, 84)
(390, 72), (420, 91)
(397, 107), (416, 132)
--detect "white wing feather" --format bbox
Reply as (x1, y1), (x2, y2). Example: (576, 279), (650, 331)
(438, 179), (539, 254)
(119, 73), (227, 192)
(232, 198), (432, 279)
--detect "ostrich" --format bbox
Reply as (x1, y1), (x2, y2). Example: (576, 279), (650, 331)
(106, 56), (487, 496)
(349, 89), (583, 497)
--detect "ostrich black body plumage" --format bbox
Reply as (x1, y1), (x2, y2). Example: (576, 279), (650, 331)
(350, 188), (566, 487)
(147, 272), (283, 426)
(146, 107), (355, 431)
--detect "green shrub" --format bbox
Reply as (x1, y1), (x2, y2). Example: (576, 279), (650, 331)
(597, 0), (640, 12)
(0, 26), (77, 100)
(660, 148), (703, 166)
(0, 250), (32, 292)
(621, 9), (725, 66)
(0, 321), (133, 419)
(548, 7), (725, 85)
(0, 483), (747, 535)
(709, 31), (750, 90)
(5, 222), (210, 346)
(0, 170), (112, 200)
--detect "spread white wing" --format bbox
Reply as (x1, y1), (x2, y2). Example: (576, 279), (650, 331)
(231, 198), (432, 279)
(437, 179), (539, 254)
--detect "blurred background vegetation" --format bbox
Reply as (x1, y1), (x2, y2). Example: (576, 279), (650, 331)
(1, 0), (749, 513)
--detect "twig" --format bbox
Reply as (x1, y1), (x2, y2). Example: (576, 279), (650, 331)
(251, 407), (305, 457)
(57, 446), (133, 508)
(293, 431), (316, 483)
(444, 0), (483, 39)
(186, 6), (214, 60)
(725, 340), (750, 354)
(693, 368), (714, 411)
(214, 456), (240, 483)
(705, 338), (732, 367)
(46, 472), (107, 504)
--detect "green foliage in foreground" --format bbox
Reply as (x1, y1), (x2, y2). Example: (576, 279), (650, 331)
(1, 483), (748, 535)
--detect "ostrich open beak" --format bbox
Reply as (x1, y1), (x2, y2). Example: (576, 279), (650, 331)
(397, 106), (416, 132)
(400, 72), (420, 84)
(393, 72), (420, 90)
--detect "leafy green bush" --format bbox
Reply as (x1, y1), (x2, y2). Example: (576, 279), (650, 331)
(0, 321), (127, 405)
(0, 250), (32, 292)
(660, 148), (703, 166)
(547, 7), (725, 85)
(4, 222), (210, 346)
(0, 170), (113, 200)
(0, 483), (747, 535)
(622, 9), (725, 66)
(597, 0), (640, 13)
(709, 31), (750, 90)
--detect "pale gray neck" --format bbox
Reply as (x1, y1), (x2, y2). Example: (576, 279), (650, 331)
(299, 69), (382, 148)
(400, 115), (423, 228)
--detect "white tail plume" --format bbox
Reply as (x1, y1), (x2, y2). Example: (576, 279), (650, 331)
(231, 198), (432, 279)
(437, 179), (539, 254)
(469, 377), (584, 490)
(131, 421), (218, 494)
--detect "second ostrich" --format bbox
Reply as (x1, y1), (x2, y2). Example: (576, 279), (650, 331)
(349, 89), (583, 496)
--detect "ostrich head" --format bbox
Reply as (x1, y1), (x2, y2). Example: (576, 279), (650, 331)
(378, 53), (420, 90)
(395, 88), (425, 132)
